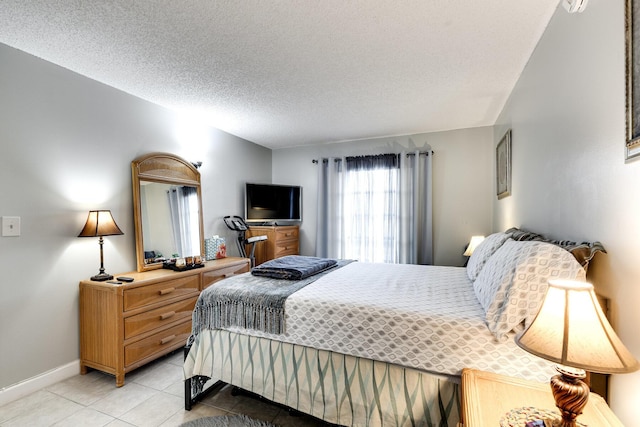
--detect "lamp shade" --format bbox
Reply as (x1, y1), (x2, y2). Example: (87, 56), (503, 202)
(463, 235), (485, 257)
(78, 210), (124, 237)
(516, 280), (639, 374)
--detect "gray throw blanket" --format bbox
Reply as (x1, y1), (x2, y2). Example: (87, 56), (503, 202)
(251, 255), (338, 280)
(189, 258), (354, 340)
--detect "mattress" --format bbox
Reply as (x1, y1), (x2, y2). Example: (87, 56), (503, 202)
(223, 262), (556, 382)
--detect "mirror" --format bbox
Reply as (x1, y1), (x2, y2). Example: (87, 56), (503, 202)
(132, 152), (205, 272)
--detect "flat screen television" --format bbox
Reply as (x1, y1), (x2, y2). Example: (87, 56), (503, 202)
(244, 182), (302, 224)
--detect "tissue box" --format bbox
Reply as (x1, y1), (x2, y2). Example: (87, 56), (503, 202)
(205, 236), (227, 260)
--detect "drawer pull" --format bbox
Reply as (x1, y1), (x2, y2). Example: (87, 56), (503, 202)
(159, 287), (175, 295)
(160, 335), (176, 345)
(160, 311), (176, 320)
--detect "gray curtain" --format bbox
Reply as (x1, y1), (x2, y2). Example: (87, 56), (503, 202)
(315, 149), (433, 264)
(167, 185), (199, 257)
(399, 150), (433, 264)
(315, 157), (344, 259)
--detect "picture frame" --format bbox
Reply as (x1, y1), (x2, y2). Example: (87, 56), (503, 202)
(496, 129), (512, 199)
(626, 0), (640, 160)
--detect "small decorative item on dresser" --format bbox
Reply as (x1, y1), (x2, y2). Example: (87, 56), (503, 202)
(78, 210), (124, 281)
(205, 235), (227, 260)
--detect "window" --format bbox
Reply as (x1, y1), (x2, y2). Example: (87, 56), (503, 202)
(316, 151), (433, 265)
(343, 160), (399, 262)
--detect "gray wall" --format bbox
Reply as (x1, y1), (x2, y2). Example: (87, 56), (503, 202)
(494, 2), (639, 424)
(5, 1), (639, 422)
(272, 127), (494, 267)
(0, 43), (271, 389)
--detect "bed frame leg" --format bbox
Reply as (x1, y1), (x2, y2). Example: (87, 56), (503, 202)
(184, 345), (194, 411)
(184, 375), (193, 411)
(183, 345), (226, 410)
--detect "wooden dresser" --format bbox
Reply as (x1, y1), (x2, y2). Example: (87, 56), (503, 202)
(79, 257), (250, 386)
(245, 225), (299, 266)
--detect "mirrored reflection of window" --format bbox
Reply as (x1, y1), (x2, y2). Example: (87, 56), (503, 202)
(167, 185), (200, 258)
(139, 182), (201, 262)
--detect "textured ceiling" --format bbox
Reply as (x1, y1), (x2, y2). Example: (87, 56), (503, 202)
(0, 1), (560, 149)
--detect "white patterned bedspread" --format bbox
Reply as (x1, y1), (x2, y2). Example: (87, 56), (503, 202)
(226, 262), (556, 382)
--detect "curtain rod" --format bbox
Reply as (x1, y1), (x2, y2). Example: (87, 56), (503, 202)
(312, 151), (433, 164)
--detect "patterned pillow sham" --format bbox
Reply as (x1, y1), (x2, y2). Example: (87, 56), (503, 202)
(473, 239), (586, 341)
(466, 232), (510, 281)
(505, 227), (606, 268)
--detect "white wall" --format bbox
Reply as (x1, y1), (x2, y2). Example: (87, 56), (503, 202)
(494, 1), (640, 424)
(272, 128), (494, 266)
(0, 43), (271, 390)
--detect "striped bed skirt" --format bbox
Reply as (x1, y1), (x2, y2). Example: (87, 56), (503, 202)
(184, 329), (460, 427)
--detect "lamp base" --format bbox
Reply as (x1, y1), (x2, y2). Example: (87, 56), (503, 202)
(91, 273), (114, 281)
(550, 365), (589, 427)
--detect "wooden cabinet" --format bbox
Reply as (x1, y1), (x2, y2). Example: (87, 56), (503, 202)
(460, 368), (623, 427)
(79, 257), (250, 386)
(245, 225), (299, 266)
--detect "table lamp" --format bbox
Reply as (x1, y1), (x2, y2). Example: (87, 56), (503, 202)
(516, 280), (639, 427)
(463, 235), (485, 257)
(78, 210), (124, 281)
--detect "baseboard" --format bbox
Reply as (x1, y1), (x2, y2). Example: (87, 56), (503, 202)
(0, 360), (80, 407)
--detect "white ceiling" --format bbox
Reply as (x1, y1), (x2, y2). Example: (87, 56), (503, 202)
(0, 1), (561, 149)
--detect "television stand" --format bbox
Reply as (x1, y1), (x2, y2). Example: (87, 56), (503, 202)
(245, 225), (299, 266)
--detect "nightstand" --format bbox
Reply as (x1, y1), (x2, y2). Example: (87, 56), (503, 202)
(460, 368), (623, 427)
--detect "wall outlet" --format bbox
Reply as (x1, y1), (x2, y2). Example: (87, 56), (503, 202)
(2, 216), (21, 237)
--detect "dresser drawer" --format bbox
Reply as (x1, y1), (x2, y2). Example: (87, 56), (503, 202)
(123, 275), (199, 311)
(274, 241), (299, 258)
(124, 296), (197, 339)
(274, 227), (299, 242)
(201, 261), (250, 289)
(124, 320), (192, 367)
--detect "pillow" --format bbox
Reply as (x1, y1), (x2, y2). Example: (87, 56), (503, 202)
(473, 240), (586, 341)
(466, 232), (510, 281)
(547, 240), (606, 268)
(504, 227), (545, 242)
(505, 227), (606, 268)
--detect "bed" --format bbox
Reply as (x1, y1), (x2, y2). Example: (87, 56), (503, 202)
(183, 228), (604, 426)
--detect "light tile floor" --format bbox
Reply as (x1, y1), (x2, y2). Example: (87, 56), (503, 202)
(0, 350), (332, 427)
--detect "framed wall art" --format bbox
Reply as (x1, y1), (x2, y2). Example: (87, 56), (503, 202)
(626, 0), (640, 160)
(496, 129), (511, 199)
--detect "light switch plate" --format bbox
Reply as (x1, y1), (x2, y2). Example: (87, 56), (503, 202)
(2, 216), (21, 237)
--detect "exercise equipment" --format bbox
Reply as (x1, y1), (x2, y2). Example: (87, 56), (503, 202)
(223, 215), (267, 267)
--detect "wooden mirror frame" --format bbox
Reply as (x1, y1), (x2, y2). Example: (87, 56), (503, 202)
(131, 152), (205, 272)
